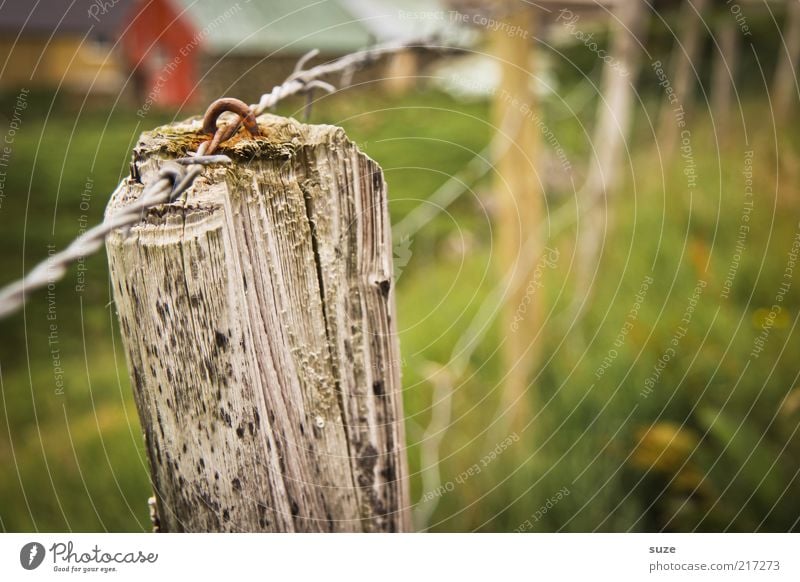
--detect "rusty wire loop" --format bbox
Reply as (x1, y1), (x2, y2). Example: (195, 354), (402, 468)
(0, 36), (446, 319)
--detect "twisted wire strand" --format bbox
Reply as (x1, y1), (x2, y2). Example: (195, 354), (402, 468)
(0, 36), (445, 320)
(0, 158), (206, 319)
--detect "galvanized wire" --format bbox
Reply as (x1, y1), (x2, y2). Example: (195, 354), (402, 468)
(0, 154), (211, 319)
(0, 36), (444, 320)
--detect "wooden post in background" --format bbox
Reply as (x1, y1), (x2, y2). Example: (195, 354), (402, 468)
(579, 0), (648, 205)
(711, 13), (738, 140)
(106, 115), (410, 532)
(572, 0), (648, 316)
(773, 0), (800, 120)
(491, 5), (542, 431)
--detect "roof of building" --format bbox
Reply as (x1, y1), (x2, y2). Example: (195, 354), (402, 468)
(0, 0), (133, 39)
(0, 0), (455, 53)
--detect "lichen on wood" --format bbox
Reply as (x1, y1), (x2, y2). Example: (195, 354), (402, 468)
(106, 114), (410, 532)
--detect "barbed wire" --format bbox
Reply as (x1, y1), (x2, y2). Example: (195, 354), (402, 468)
(0, 36), (450, 320)
(0, 156), (212, 319)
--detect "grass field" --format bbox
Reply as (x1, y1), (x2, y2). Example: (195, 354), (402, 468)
(0, 86), (798, 532)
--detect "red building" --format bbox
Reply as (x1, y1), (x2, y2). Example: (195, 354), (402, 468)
(117, 0), (201, 110)
(1, 0), (451, 109)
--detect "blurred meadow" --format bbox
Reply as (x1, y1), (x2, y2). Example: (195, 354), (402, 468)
(1, 0), (800, 533)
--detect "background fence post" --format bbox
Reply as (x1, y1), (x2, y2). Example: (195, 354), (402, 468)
(491, 4), (542, 433)
(105, 114), (411, 532)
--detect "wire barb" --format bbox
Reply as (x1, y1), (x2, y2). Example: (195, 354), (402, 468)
(292, 49), (320, 77)
(287, 51), (338, 121)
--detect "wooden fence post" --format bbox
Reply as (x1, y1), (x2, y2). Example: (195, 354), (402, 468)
(572, 0), (648, 315)
(105, 114), (411, 532)
(773, 0), (800, 120)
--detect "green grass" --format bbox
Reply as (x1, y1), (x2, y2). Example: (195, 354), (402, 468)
(1, 88), (798, 532)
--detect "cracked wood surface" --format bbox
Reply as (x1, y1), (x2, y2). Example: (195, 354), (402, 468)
(105, 114), (410, 532)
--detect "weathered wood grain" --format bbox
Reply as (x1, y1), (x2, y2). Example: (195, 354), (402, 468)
(106, 114), (410, 532)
